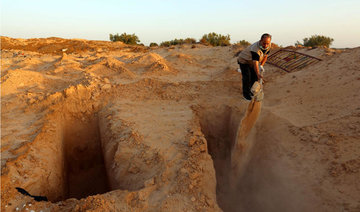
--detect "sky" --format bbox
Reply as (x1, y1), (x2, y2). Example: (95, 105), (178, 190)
(1, 0), (360, 48)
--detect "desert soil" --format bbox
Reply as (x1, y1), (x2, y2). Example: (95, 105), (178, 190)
(1, 37), (360, 212)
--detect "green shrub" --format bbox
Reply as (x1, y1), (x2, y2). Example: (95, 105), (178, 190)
(170, 38), (184, 45)
(160, 41), (171, 47)
(299, 35), (334, 48)
(149, 42), (158, 47)
(159, 37), (197, 47)
(184, 38), (197, 44)
(236, 40), (251, 46)
(109, 33), (140, 45)
(200, 32), (231, 46)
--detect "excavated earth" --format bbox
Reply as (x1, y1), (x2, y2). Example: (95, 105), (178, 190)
(1, 37), (360, 211)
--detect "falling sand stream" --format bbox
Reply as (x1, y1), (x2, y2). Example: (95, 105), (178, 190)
(197, 100), (262, 212)
(231, 100), (262, 183)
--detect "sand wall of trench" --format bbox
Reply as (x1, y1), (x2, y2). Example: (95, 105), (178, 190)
(194, 103), (250, 211)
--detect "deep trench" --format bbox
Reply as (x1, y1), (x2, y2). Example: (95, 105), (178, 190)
(199, 103), (317, 212)
(198, 105), (243, 211)
(61, 114), (110, 200)
(43, 110), (162, 202)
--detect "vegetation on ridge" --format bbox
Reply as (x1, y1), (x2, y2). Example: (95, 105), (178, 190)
(109, 33), (140, 45)
(295, 35), (334, 48)
(200, 32), (231, 46)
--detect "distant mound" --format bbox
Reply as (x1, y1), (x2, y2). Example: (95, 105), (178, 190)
(166, 53), (196, 64)
(87, 57), (136, 79)
(130, 53), (177, 76)
(54, 53), (81, 69)
(144, 59), (176, 76)
(131, 53), (166, 65)
(0, 36), (126, 55)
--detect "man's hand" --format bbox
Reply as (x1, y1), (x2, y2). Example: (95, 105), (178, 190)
(259, 65), (265, 73)
(256, 72), (265, 84)
(258, 65), (265, 83)
(253, 60), (265, 82)
(261, 78), (266, 84)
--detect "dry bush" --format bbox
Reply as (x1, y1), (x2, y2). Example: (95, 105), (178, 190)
(295, 35), (334, 48)
(200, 32), (231, 46)
(236, 40), (251, 47)
(149, 42), (158, 47)
(109, 33), (140, 45)
(160, 37), (197, 47)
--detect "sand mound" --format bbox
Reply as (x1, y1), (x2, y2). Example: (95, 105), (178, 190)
(131, 52), (165, 65)
(86, 57), (136, 80)
(1, 69), (67, 97)
(1, 37), (359, 212)
(167, 53), (196, 63)
(103, 57), (126, 68)
(53, 53), (81, 69)
(127, 52), (176, 76)
(144, 59), (176, 76)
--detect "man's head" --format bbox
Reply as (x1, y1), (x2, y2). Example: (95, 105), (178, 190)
(260, 33), (272, 50)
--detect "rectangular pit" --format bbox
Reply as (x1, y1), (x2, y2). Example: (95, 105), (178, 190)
(61, 114), (110, 200)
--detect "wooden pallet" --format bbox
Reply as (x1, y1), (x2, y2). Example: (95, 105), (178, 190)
(267, 49), (322, 72)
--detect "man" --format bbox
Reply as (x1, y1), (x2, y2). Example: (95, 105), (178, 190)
(237, 33), (271, 100)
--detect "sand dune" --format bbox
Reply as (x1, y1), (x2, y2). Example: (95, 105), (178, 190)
(1, 37), (359, 212)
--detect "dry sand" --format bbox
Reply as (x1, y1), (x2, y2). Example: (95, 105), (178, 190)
(1, 37), (360, 211)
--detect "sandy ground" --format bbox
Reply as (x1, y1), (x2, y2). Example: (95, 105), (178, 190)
(1, 37), (360, 211)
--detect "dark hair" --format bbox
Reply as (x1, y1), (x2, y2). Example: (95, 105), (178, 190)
(261, 33), (272, 40)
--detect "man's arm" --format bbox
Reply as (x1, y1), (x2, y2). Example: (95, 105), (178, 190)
(261, 54), (268, 66)
(250, 51), (263, 80)
(252, 60), (263, 80)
